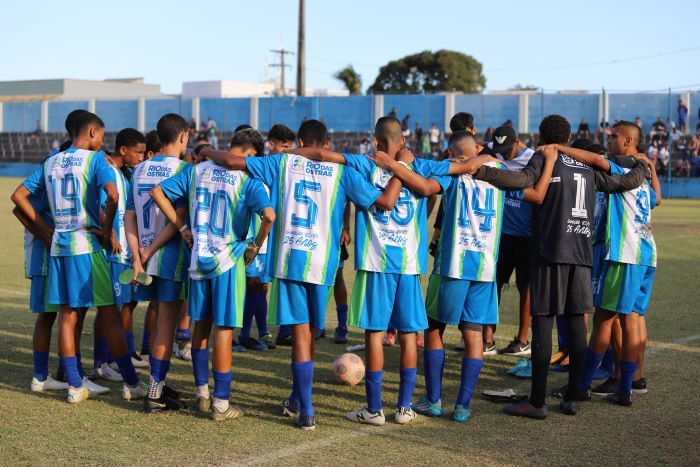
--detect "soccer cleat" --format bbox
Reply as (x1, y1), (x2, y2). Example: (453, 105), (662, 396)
(67, 385), (90, 404)
(334, 327), (348, 344)
(232, 344), (247, 352)
(346, 407), (386, 426)
(452, 404), (471, 422)
(632, 378), (647, 394)
(139, 354), (150, 365)
(121, 381), (148, 401)
(260, 333), (276, 349)
(197, 396), (211, 413)
(411, 396), (443, 417)
(239, 336), (267, 351)
(295, 415), (316, 431)
(96, 362), (123, 382)
(315, 328), (326, 340)
(514, 360), (532, 379)
(559, 400), (578, 415)
(592, 378), (618, 396)
(498, 337), (531, 357)
(395, 406), (418, 424)
(551, 384), (591, 401)
(55, 367), (67, 383)
(606, 391), (632, 406)
(131, 352), (149, 368)
(383, 331), (396, 347)
(144, 394), (184, 413)
(483, 342), (497, 356)
(163, 384), (182, 401)
(592, 367), (611, 380)
(507, 358), (531, 376)
(282, 398), (300, 418)
(550, 349), (568, 365)
(276, 333), (293, 347)
(503, 400), (547, 420)
(31, 375), (69, 392)
(211, 404), (244, 421)
(83, 376), (110, 396)
(175, 341), (192, 361)
(416, 335), (425, 349)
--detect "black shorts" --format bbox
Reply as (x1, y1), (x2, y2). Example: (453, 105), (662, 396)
(530, 263), (593, 316)
(496, 234), (531, 289)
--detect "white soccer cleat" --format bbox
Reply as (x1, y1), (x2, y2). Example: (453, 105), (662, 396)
(346, 407), (386, 426)
(121, 381), (148, 401)
(31, 375), (69, 392)
(97, 362), (123, 382)
(67, 385), (90, 404)
(83, 376), (110, 396)
(395, 406), (418, 425)
(131, 353), (150, 369)
(175, 341), (192, 361)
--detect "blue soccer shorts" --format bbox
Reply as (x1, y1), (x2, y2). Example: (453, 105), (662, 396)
(107, 261), (138, 308)
(47, 251), (114, 308)
(425, 274), (498, 327)
(267, 278), (331, 328)
(595, 261), (655, 316)
(349, 270), (427, 333)
(29, 275), (58, 313)
(189, 257), (246, 328)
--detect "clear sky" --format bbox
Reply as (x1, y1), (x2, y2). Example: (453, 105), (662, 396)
(1, 0), (699, 94)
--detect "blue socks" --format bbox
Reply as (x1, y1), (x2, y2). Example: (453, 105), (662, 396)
(141, 330), (150, 355)
(455, 358), (484, 407)
(125, 332), (136, 355)
(424, 349), (445, 403)
(76, 352), (85, 378)
(192, 348), (210, 387)
(93, 336), (108, 368)
(291, 361), (314, 417)
(397, 367), (417, 409)
(254, 293), (268, 336)
(33, 351), (49, 381)
(213, 370), (233, 400)
(601, 347), (615, 375)
(149, 357), (170, 383)
(114, 354), (139, 386)
(556, 315), (569, 350)
(619, 360), (637, 394)
(336, 305), (348, 330)
(176, 328), (190, 342)
(278, 325), (292, 339)
(579, 348), (605, 391)
(242, 293), (269, 338)
(365, 369), (383, 413)
(60, 356), (82, 387)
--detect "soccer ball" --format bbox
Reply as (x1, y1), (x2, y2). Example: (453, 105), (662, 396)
(332, 353), (365, 386)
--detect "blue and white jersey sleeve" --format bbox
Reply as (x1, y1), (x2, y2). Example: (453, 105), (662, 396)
(342, 153), (375, 175)
(22, 165), (47, 195)
(340, 166), (380, 210)
(93, 154), (115, 191)
(244, 178), (272, 215)
(411, 158), (452, 193)
(160, 164), (194, 203)
(246, 154), (283, 187)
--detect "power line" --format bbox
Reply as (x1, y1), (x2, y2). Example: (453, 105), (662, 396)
(269, 48), (294, 95)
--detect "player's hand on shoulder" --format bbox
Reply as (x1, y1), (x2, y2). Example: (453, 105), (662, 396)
(397, 148), (415, 164)
(371, 151), (393, 168)
(540, 145), (558, 161)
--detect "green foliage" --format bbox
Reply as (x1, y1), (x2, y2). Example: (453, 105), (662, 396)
(368, 50), (486, 94)
(334, 65), (362, 95)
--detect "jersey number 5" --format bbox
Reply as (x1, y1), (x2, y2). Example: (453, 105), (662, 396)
(291, 181), (321, 228)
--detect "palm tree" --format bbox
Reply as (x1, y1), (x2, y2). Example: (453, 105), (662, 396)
(334, 65), (362, 95)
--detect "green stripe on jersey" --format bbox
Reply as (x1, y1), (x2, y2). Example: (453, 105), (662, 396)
(320, 164), (344, 282)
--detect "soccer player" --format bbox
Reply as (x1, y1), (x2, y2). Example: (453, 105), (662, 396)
(12, 109), (89, 392)
(151, 128), (275, 421)
(200, 119), (394, 430)
(373, 132), (556, 422)
(473, 115), (647, 418)
(489, 126), (536, 356)
(546, 121), (659, 406)
(125, 113), (191, 413)
(12, 111), (146, 403)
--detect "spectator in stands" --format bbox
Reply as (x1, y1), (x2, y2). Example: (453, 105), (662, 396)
(207, 117), (218, 149)
(646, 140), (659, 161)
(649, 117), (667, 143)
(635, 116), (643, 135)
(341, 139), (350, 153)
(414, 123), (423, 149)
(687, 135), (698, 156)
(576, 118), (591, 140)
(658, 143), (670, 175)
(428, 123), (441, 157)
(187, 118), (196, 138)
(388, 107), (397, 118)
(678, 99), (688, 133)
(669, 125), (682, 150)
(483, 127), (495, 144)
(359, 138), (370, 155)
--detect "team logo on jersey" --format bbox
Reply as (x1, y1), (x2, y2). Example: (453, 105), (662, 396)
(200, 168), (211, 180)
(60, 155), (84, 168)
(560, 154), (590, 170)
(379, 167), (392, 183)
(113, 281), (121, 298)
(291, 158), (305, 173)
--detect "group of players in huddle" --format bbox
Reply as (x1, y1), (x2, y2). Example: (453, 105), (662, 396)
(10, 107), (659, 430)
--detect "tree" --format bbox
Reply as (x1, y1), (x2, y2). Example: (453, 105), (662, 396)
(509, 84), (539, 91)
(368, 50), (485, 94)
(334, 65), (362, 95)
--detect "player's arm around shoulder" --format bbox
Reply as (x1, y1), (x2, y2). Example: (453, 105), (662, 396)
(372, 149), (442, 197)
(546, 143), (610, 172)
(286, 147), (347, 164)
(475, 153), (540, 189)
(523, 145), (557, 205)
(595, 156), (646, 194)
(200, 146), (248, 170)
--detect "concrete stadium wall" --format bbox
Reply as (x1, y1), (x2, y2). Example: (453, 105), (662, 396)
(1, 91), (698, 134)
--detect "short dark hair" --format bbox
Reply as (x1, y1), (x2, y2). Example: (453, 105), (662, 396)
(65, 109), (89, 138)
(613, 120), (642, 148)
(73, 112), (105, 136)
(374, 116), (403, 148)
(297, 119), (329, 146)
(234, 124), (253, 133)
(145, 130), (162, 154)
(230, 128), (264, 155)
(587, 144), (607, 155)
(115, 128), (146, 152)
(156, 113), (188, 145)
(450, 112), (474, 133)
(448, 131), (476, 153)
(571, 138), (592, 150)
(268, 123), (296, 142)
(539, 115), (571, 145)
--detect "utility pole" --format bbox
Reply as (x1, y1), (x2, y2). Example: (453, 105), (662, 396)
(269, 48), (293, 95)
(296, 0), (305, 96)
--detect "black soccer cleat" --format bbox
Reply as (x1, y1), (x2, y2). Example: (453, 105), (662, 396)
(296, 415), (316, 431)
(276, 334), (293, 347)
(632, 378), (648, 394)
(559, 400), (578, 415)
(551, 384), (590, 401)
(606, 391), (632, 407)
(592, 378), (618, 396)
(503, 400), (547, 420)
(144, 394), (186, 413)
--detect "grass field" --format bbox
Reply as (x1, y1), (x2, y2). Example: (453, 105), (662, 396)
(0, 176), (698, 466)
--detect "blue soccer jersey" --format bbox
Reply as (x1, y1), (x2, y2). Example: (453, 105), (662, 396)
(159, 161), (271, 280)
(100, 166), (131, 264)
(497, 148), (535, 238)
(343, 154), (450, 274)
(22, 148), (114, 257)
(23, 157), (55, 277)
(246, 153), (380, 286)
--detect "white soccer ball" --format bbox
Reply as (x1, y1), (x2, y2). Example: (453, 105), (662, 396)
(332, 353), (365, 386)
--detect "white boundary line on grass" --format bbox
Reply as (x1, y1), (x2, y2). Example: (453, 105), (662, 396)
(0, 288), (29, 297)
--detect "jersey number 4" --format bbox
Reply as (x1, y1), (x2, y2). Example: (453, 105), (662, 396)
(457, 183), (496, 232)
